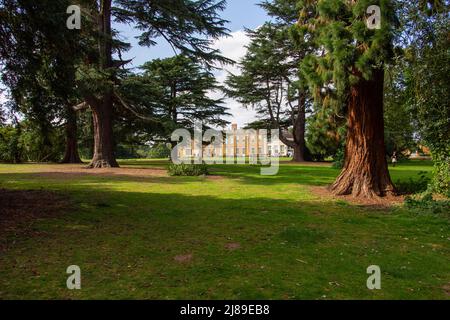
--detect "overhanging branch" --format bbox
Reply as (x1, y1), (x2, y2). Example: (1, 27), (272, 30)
(114, 91), (163, 124)
(72, 102), (89, 111)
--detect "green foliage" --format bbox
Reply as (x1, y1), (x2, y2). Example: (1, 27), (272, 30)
(395, 171), (431, 195)
(306, 107), (345, 161)
(77, 112), (94, 160)
(148, 144), (171, 159)
(259, 0), (300, 26)
(225, 23), (298, 116)
(121, 55), (229, 141)
(0, 120), (66, 163)
(119, 0), (232, 66)
(405, 193), (450, 216)
(115, 144), (142, 160)
(225, 21), (312, 156)
(399, 1), (450, 195)
(296, 0), (397, 107)
(168, 163), (209, 176)
(332, 143), (345, 169)
(384, 62), (416, 156)
(1, 0), (232, 165)
(430, 151), (450, 194)
(0, 126), (23, 163)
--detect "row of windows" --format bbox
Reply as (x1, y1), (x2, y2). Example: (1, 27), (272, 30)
(184, 145), (287, 154)
(182, 148), (294, 157)
(226, 136), (267, 143)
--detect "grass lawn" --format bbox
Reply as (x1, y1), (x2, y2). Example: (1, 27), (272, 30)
(0, 160), (449, 299)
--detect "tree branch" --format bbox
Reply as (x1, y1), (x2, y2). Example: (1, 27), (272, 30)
(114, 91), (163, 123)
(72, 102), (89, 111)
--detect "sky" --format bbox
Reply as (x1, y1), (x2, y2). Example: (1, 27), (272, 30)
(115, 0), (270, 127)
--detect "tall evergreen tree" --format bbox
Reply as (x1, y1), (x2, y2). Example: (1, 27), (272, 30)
(226, 23), (312, 162)
(397, 0), (449, 194)
(73, 0), (231, 168)
(0, 0), (83, 163)
(296, 0), (398, 198)
(383, 60), (416, 158)
(120, 55), (230, 145)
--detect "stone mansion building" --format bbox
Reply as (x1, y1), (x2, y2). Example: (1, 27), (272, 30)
(177, 124), (293, 159)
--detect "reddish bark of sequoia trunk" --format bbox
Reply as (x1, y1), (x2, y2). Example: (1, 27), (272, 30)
(330, 69), (395, 198)
(62, 107), (82, 164)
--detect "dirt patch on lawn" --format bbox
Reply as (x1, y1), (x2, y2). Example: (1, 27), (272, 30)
(205, 175), (226, 181)
(31, 165), (168, 180)
(225, 243), (241, 251)
(174, 254), (193, 264)
(443, 283), (450, 296)
(310, 186), (405, 209)
(0, 189), (71, 250)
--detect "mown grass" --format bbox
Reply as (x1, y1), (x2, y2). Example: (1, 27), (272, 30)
(0, 160), (448, 300)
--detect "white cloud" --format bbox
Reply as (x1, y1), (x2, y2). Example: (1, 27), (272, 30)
(211, 30), (258, 128)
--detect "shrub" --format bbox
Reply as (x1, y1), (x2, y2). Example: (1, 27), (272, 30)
(0, 126), (23, 163)
(395, 171), (430, 195)
(332, 143), (345, 169)
(148, 143), (171, 159)
(168, 163), (209, 176)
(405, 193), (450, 216)
(429, 151), (450, 195)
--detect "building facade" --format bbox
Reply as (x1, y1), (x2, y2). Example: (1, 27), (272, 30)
(177, 124), (293, 159)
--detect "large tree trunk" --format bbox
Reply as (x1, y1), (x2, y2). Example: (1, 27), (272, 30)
(85, 0), (118, 168)
(291, 94), (308, 162)
(330, 69), (395, 198)
(292, 144), (305, 162)
(62, 106), (82, 164)
(87, 95), (118, 168)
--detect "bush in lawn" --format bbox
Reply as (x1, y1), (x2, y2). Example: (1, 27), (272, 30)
(168, 163), (209, 176)
(395, 171), (431, 195)
(0, 125), (23, 163)
(332, 143), (345, 169)
(405, 193), (450, 217)
(148, 143), (171, 159)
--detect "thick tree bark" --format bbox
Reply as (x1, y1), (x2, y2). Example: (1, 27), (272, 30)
(62, 106), (82, 164)
(292, 144), (305, 162)
(330, 69), (395, 198)
(85, 0), (118, 168)
(292, 94), (307, 162)
(86, 95), (118, 168)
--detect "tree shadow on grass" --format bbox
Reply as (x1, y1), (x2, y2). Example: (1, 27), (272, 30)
(0, 171), (186, 186)
(210, 164), (338, 187)
(210, 163), (435, 188)
(1, 185), (449, 299)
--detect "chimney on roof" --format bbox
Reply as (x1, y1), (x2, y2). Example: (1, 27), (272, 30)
(232, 123), (238, 131)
